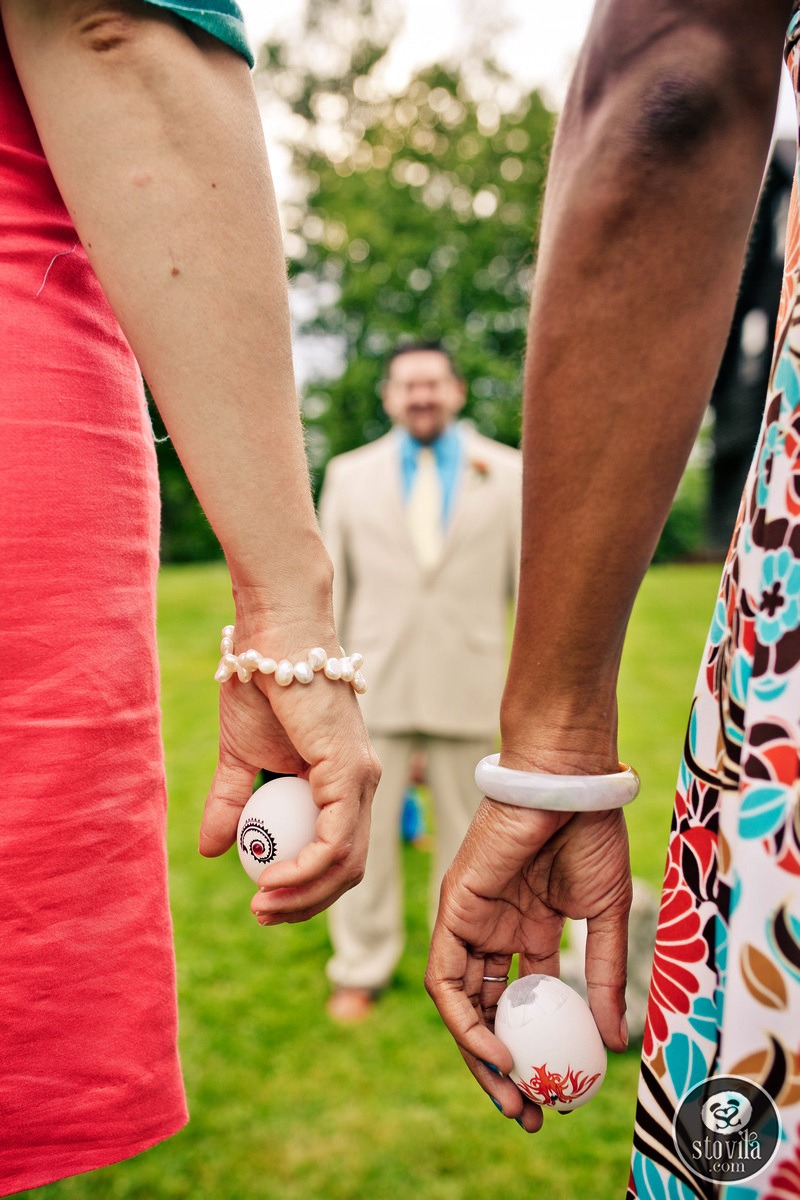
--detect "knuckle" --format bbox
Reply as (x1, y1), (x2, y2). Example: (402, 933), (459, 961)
(325, 835), (358, 875)
(349, 860), (366, 888)
(335, 853), (364, 892)
(351, 747), (382, 789)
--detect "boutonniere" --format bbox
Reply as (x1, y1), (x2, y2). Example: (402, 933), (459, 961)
(470, 458), (491, 479)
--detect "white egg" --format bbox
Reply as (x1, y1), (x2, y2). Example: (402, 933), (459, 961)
(236, 776), (318, 883)
(494, 975), (607, 1112)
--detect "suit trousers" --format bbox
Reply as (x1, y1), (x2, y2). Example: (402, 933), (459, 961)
(326, 732), (494, 992)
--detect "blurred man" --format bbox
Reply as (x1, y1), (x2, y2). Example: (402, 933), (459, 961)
(319, 341), (521, 1020)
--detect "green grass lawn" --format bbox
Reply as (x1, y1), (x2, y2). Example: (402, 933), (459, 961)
(21, 561), (723, 1200)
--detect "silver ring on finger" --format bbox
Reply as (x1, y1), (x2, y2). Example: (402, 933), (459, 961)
(482, 974), (509, 983)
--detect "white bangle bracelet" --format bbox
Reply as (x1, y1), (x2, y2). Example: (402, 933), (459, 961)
(474, 754), (640, 812)
(213, 626), (367, 694)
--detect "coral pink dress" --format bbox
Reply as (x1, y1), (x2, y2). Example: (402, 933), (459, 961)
(0, 23), (187, 1196)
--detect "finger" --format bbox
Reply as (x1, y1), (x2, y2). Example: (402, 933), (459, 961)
(250, 829), (371, 922)
(432, 976), (529, 1115)
(251, 807), (370, 918)
(513, 1100), (545, 1132)
(427, 947), (541, 1125)
(517, 944), (561, 981)
(477, 953), (513, 1024)
(458, 1040), (543, 1129)
(425, 925), (514, 1075)
(198, 748), (258, 857)
(255, 840), (342, 891)
(254, 763), (373, 893)
(254, 802), (368, 894)
(251, 861), (359, 921)
(584, 906), (630, 1053)
(253, 894), (337, 925)
(470, 954), (542, 1130)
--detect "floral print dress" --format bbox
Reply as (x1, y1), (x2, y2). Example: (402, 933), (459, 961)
(629, 13), (800, 1199)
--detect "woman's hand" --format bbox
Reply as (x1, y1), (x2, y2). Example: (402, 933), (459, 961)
(199, 615), (381, 924)
(425, 798), (632, 1131)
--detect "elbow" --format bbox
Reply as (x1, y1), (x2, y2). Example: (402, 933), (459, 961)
(60, 2), (151, 55)
(72, 7), (140, 54)
(633, 72), (725, 163)
(63, 2), (191, 64)
(564, 15), (783, 172)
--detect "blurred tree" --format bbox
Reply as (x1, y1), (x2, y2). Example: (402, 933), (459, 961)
(148, 0), (698, 562)
(147, 386), (223, 563)
(257, 0), (554, 482)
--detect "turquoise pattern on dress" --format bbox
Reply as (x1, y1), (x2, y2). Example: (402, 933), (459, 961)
(628, 6), (800, 1196)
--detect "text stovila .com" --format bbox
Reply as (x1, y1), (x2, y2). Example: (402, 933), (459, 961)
(692, 1130), (762, 1164)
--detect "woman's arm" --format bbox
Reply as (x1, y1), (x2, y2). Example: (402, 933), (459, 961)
(503, 0), (792, 772)
(426, 0), (793, 1129)
(1, 0), (380, 919)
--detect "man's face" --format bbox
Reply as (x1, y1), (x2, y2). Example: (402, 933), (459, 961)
(382, 350), (466, 444)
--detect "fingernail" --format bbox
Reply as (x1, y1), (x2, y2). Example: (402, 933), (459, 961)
(557, 1109), (574, 1116)
(490, 1097), (503, 1113)
(619, 1016), (629, 1048)
(515, 1116), (525, 1128)
(482, 1062), (503, 1077)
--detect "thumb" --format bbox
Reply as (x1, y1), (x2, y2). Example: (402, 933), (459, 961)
(584, 904), (630, 1053)
(199, 749), (258, 858)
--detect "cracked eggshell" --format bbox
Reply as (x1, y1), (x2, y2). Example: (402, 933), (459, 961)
(494, 975), (607, 1112)
(236, 776), (318, 883)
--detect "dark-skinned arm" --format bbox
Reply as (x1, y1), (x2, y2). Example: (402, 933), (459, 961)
(426, 0), (793, 1131)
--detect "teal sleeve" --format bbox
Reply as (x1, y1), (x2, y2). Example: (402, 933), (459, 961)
(143, 1), (254, 68)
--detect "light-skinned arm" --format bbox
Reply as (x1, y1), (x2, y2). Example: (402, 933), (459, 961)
(1, 0), (379, 922)
(426, 0), (793, 1129)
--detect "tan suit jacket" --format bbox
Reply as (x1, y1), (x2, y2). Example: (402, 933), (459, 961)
(319, 424), (521, 738)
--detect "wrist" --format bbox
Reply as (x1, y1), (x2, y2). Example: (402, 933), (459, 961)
(214, 624), (367, 692)
(476, 753), (639, 810)
(499, 693), (619, 776)
(230, 541), (335, 632)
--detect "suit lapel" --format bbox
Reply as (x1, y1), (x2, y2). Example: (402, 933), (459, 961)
(372, 431), (418, 567)
(376, 426), (489, 577)
(439, 428), (487, 565)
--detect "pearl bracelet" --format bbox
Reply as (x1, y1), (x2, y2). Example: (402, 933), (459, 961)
(474, 754), (639, 812)
(213, 626), (367, 694)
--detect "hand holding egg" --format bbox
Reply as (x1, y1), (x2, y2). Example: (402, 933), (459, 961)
(236, 776), (318, 883)
(494, 975), (607, 1112)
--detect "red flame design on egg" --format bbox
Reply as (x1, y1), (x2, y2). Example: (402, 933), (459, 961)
(516, 1062), (602, 1107)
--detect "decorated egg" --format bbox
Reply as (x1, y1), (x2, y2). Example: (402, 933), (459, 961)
(494, 974), (607, 1112)
(236, 776), (318, 883)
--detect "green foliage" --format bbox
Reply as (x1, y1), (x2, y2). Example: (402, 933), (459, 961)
(652, 466), (708, 564)
(148, 387), (223, 564)
(148, 0), (705, 563)
(260, 0), (554, 476)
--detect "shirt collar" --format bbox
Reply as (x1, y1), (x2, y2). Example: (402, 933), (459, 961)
(399, 421), (461, 468)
